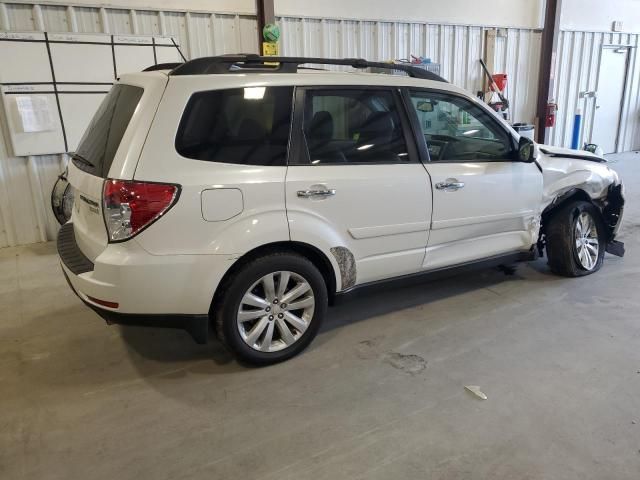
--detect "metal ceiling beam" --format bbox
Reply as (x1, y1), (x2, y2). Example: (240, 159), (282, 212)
(536, 0), (563, 144)
(255, 0), (275, 54)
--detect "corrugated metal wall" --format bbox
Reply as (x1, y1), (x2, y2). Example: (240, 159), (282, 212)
(278, 19), (541, 125)
(0, 1), (541, 247)
(549, 30), (640, 151)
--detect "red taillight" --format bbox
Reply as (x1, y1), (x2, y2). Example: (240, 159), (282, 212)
(103, 179), (179, 242)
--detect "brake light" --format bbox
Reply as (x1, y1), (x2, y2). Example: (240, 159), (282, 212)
(103, 179), (179, 242)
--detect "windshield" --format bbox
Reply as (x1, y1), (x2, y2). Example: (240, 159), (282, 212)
(73, 84), (144, 178)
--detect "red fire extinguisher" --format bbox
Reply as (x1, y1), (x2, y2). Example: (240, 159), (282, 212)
(545, 103), (558, 128)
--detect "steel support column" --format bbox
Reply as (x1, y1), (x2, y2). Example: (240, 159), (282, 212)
(536, 0), (563, 144)
(256, 0), (275, 54)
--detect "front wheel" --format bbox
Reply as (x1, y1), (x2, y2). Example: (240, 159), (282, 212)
(546, 200), (606, 277)
(215, 252), (328, 365)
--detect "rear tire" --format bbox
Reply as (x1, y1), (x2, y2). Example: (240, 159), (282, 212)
(214, 252), (328, 365)
(546, 200), (605, 277)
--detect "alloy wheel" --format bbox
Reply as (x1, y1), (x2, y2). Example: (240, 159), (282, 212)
(237, 271), (315, 352)
(574, 211), (599, 271)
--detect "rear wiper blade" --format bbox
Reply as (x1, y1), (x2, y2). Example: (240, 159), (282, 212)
(71, 153), (95, 168)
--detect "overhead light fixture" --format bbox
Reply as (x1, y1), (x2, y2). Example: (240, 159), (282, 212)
(357, 144), (374, 151)
(244, 87), (266, 100)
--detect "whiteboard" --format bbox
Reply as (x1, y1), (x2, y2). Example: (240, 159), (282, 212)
(49, 35), (114, 84)
(0, 31), (183, 157)
(0, 32), (53, 84)
(155, 37), (184, 64)
(113, 35), (157, 77)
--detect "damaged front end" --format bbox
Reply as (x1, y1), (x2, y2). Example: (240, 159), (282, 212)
(601, 183), (625, 257)
(536, 149), (626, 258)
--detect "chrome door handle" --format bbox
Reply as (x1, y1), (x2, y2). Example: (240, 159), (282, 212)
(297, 188), (336, 198)
(435, 179), (465, 191)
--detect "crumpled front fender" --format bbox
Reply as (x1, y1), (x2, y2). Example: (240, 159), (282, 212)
(538, 153), (621, 211)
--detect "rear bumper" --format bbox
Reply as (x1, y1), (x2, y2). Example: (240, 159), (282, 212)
(61, 268), (209, 343)
(58, 222), (236, 343)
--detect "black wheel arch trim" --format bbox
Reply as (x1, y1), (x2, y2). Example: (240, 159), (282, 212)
(210, 241), (340, 313)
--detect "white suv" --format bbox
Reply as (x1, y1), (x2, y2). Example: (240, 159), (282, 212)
(59, 55), (625, 364)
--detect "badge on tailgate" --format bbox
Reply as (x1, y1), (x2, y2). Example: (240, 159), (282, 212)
(79, 194), (100, 214)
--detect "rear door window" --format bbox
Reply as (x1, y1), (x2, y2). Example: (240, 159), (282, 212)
(296, 89), (414, 165)
(175, 87), (294, 166)
(73, 84), (144, 177)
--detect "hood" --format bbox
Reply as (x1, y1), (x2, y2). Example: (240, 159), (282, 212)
(537, 144), (606, 163)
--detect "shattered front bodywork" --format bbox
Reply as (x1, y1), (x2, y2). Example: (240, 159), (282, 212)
(535, 144), (625, 255)
(538, 150), (619, 210)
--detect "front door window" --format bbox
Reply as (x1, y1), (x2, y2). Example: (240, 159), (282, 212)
(408, 92), (514, 162)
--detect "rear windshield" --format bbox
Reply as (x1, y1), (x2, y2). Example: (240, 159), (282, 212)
(73, 84), (144, 177)
(175, 87), (293, 166)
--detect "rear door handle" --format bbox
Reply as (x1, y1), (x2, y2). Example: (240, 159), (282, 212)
(297, 188), (336, 198)
(435, 179), (465, 191)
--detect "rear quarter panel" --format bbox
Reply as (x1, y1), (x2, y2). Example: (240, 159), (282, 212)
(68, 72), (168, 261)
(132, 77), (290, 256)
(107, 72), (169, 180)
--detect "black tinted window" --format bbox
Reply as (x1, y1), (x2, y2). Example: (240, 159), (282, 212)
(176, 87), (293, 166)
(74, 84), (143, 177)
(408, 91), (514, 162)
(301, 89), (412, 164)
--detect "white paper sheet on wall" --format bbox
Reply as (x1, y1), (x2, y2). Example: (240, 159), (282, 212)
(14, 95), (56, 133)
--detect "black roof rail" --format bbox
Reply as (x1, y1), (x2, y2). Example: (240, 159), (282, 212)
(168, 54), (447, 82)
(143, 62), (183, 72)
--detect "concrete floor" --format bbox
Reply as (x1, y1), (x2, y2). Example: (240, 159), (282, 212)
(2, 152), (640, 480)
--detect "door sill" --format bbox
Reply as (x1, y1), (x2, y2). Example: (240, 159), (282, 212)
(333, 250), (534, 304)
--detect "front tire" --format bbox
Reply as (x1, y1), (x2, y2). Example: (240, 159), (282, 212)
(546, 200), (605, 277)
(215, 252), (328, 365)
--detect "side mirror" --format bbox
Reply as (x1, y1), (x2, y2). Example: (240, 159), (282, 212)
(416, 100), (435, 113)
(584, 143), (604, 157)
(517, 136), (536, 162)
